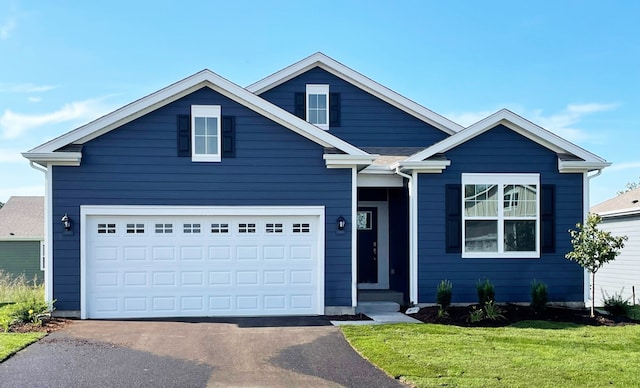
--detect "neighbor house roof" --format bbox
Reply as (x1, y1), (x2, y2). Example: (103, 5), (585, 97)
(591, 187), (640, 218)
(246, 52), (463, 135)
(401, 109), (610, 173)
(0, 196), (44, 241)
(23, 67), (371, 166)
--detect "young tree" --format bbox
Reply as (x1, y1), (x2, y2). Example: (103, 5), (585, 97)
(566, 213), (628, 317)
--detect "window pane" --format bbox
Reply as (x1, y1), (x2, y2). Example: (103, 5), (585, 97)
(504, 220), (536, 251)
(504, 184), (537, 217)
(207, 136), (218, 154)
(317, 94), (327, 109)
(464, 184), (498, 217)
(206, 117), (217, 135)
(308, 110), (318, 123)
(194, 136), (205, 154)
(316, 109), (327, 124)
(308, 95), (318, 109)
(194, 117), (206, 135)
(465, 220), (498, 252)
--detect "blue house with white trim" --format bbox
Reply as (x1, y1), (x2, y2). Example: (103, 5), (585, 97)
(23, 53), (609, 319)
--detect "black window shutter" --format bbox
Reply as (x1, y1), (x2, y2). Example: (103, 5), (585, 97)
(177, 114), (190, 157)
(222, 116), (235, 158)
(329, 92), (341, 127)
(294, 92), (306, 119)
(445, 184), (462, 253)
(540, 184), (555, 253)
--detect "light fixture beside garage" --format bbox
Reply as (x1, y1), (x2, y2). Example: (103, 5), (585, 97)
(337, 216), (346, 231)
(61, 214), (71, 231)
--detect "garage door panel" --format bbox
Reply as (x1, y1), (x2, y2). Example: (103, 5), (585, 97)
(86, 212), (321, 318)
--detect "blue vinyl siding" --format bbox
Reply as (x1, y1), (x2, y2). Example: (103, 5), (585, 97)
(417, 124), (585, 304)
(51, 87), (353, 311)
(258, 67), (448, 148)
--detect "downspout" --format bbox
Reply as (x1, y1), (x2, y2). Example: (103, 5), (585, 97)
(395, 167), (418, 304)
(28, 161), (52, 303)
(583, 168), (603, 308)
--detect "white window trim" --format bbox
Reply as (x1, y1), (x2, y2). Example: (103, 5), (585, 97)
(306, 84), (329, 130)
(462, 173), (540, 259)
(191, 105), (221, 162)
(40, 241), (45, 271)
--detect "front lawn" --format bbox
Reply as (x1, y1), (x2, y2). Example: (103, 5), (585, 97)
(342, 321), (640, 387)
(0, 332), (45, 361)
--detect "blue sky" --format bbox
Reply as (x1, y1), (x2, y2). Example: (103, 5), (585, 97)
(1, 1), (638, 205)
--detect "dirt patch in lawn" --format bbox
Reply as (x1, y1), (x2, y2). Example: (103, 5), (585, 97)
(8, 317), (69, 334)
(406, 304), (640, 327)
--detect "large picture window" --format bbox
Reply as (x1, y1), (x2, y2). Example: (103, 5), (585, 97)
(462, 173), (539, 258)
(191, 105), (221, 162)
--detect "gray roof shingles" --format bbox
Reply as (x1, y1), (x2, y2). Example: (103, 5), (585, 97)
(0, 196), (44, 240)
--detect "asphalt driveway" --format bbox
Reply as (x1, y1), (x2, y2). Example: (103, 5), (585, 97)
(0, 316), (406, 387)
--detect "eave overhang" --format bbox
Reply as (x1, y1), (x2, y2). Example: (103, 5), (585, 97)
(323, 154), (377, 169)
(558, 160), (612, 173)
(392, 159), (451, 174)
(22, 152), (82, 167)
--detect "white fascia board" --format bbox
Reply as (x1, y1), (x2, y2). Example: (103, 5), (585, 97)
(22, 152), (82, 166)
(406, 109), (609, 166)
(26, 69), (368, 157)
(323, 154), (377, 168)
(558, 159), (612, 173)
(0, 237), (41, 242)
(393, 160), (451, 173)
(246, 52), (463, 135)
(597, 208), (640, 219)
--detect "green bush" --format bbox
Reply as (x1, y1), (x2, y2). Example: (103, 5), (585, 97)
(467, 306), (484, 323)
(436, 280), (453, 310)
(476, 279), (495, 307)
(483, 300), (504, 320)
(602, 290), (631, 317)
(531, 280), (548, 312)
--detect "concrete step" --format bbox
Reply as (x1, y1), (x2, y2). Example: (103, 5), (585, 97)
(358, 290), (405, 305)
(356, 301), (400, 314)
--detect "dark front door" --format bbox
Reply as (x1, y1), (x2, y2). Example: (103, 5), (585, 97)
(357, 207), (378, 284)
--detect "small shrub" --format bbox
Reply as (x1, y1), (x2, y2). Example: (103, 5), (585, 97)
(437, 307), (449, 319)
(476, 279), (495, 307)
(602, 290), (631, 317)
(531, 280), (548, 313)
(436, 280), (453, 310)
(0, 271), (53, 330)
(483, 301), (505, 320)
(468, 306), (485, 323)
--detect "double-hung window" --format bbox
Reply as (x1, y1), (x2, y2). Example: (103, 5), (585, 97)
(306, 84), (329, 130)
(462, 173), (540, 258)
(191, 105), (221, 162)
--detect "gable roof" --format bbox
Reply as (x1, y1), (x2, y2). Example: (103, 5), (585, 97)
(402, 109), (610, 173)
(591, 187), (640, 218)
(246, 52), (463, 135)
(24, 68), (370, 165)
(0, 196), (44, 241)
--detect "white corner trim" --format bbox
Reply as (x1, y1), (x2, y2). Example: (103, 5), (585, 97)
(409, 172), (419, 304)
(246, 52), (462, 135)
(351, 167), (358, 307)
(45, 165), (53, 303)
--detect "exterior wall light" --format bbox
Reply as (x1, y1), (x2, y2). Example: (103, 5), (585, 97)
(337, 216), (346, 231)
(61, 214), (71, 231)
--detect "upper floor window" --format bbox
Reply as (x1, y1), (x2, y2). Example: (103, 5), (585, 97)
(306, 85), (329, 130)
(462, 173), (539, 258)
(191, 105), (221, 162)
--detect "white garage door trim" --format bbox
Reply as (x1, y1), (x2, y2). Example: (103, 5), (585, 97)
(80, 205), (325, 319)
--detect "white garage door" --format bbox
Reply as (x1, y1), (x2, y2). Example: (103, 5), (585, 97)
(82, 207), (324, 319)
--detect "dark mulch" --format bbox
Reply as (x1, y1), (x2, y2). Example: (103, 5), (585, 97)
(406, 304), (640, 327)
(325, 313), (373, 321)
(8, 317), (69, 333)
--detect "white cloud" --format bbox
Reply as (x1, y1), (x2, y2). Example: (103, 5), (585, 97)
(0, 83), (57, 93)
(607, 161), (640, 172)
(28, 96), (42, 103)
(447, 103), (618, 144)
(0, 185), (44, 204)
(0, 18), (16, 40)
(0, 97), (114, 139)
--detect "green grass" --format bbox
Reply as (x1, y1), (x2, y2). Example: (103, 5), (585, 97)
(342, 321), (640, 387)
(0, 332), (45, 361)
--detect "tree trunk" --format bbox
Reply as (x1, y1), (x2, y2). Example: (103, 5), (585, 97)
(590, 272), (596, 318)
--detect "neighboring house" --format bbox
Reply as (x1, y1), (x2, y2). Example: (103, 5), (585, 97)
(0, 196), (44, 284)
(23, 53), (610, 319)
(590, 188), (640, 306)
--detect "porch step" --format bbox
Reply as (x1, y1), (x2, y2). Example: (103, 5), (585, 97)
(356, 301), (400, 314)
(358, 289), (405, 305)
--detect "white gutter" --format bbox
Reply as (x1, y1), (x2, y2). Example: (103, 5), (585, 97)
(395, 167), (418, 304)
(28, 161), (53, 303)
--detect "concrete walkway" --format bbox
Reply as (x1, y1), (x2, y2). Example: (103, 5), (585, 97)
(331, 312), (422, 326)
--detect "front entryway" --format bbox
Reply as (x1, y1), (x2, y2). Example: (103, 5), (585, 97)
(357, 201), (389, 289)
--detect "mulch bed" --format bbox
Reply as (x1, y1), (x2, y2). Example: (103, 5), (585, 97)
(8, 317), (69, 333)
(406, 304), (640, 327)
